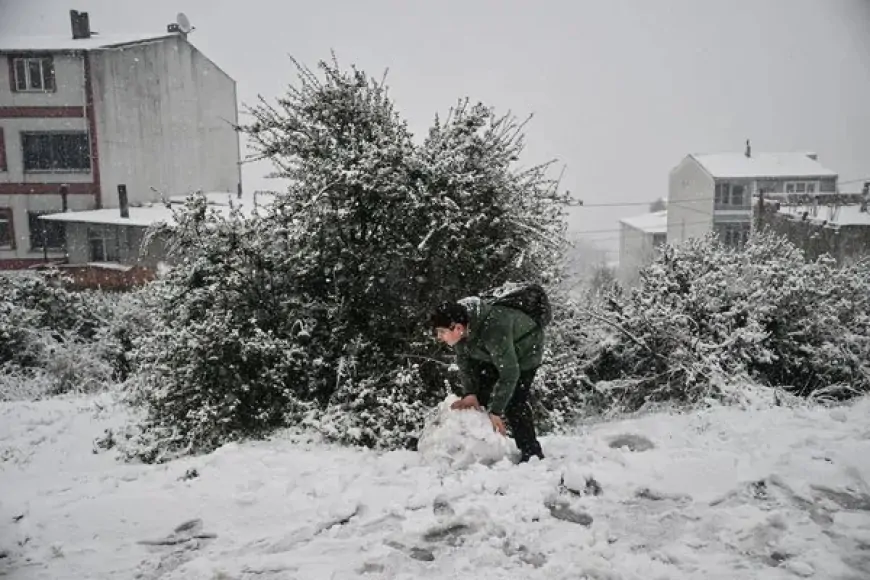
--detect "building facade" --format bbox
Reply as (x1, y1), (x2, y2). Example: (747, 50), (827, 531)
(618, 209), (667, 287)
(667, 143), (838, 249)
(0, 10), (241, 269)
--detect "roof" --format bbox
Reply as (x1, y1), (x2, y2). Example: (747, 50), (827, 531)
(690, 152), (838, 179)
(777, 203), (870, 227)
(0, 33), (179, 52)
(40, 190), (276, 227)
(619, 210), (668, 234)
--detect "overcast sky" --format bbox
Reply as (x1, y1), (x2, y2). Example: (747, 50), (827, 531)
(2, 0), (869, 255)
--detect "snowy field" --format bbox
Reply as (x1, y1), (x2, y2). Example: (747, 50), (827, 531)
(2, 392), (870, 579)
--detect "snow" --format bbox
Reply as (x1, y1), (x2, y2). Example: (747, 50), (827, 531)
(39, 191), (275, 228)
(0, 33), (179, 52)
(2, 394), (870, 579)
(691, 153), (838, 179)
(619, 210), (668, 234)
(38, 205), (176, 228)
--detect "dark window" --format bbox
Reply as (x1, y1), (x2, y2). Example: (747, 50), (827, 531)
(28, 212), (65, 250)
(730, 184), (745, 206)
(652, 233), (666, 247)
(12, 56), (55, 92)
(0, 208), (14, 249)
(88, 227), (119, 262)
(22, 132), (90, 172)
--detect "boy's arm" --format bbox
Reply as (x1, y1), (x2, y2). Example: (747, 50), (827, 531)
(483, 329), (520, 416)
(455, 348), (477, 396)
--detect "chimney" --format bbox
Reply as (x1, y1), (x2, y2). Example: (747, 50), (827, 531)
(744, 139), (751, 158)
(118, 184), (130, 218)
(70, 10), (91, 40)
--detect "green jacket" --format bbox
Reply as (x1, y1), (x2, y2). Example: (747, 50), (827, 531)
(454, 297), (545, 415)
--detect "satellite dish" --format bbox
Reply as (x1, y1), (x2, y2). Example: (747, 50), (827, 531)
(176, 12), (192, 34)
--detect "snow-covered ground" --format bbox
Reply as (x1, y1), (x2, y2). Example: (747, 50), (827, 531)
(2, 392), (870, 579)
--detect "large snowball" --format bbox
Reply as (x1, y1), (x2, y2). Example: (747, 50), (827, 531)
(417, 395), (519, 468)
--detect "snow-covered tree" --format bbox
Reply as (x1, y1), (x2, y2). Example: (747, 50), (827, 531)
(581, 231), (870, 410)
(124, 55), (570, 458)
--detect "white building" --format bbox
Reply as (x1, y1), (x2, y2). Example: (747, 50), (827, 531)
(667, 142), (838, 249)
(618, 209), (667, 287)
(0, 10), (241, 269)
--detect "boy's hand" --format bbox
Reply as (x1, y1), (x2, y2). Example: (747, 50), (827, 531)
(450, 395), (480, 410)
(489, 413), (507, 435)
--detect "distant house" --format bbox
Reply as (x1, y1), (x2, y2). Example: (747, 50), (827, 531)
(667, 142), (838, 249)
(618, 209), (667, 287)
(0, 9), (241, 270)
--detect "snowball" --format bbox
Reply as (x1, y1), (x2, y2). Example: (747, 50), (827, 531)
(417, 395), (519, 468)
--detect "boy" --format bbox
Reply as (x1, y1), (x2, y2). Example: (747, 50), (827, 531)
(430, 297), (545, 463)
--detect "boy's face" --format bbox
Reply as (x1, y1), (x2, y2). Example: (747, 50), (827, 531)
(435, 323), (466, 347)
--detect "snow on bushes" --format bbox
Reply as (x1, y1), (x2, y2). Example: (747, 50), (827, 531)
(0, 272), (127, 401)
(582, 231), (870, 411)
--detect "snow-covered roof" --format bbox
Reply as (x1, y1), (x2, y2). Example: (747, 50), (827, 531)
(777, 203), (870, 227)
(40, 190), (275, 227)
(690, 152), (837, 179)
(0, 33), (179, 52)
(619, 210), (668, 234)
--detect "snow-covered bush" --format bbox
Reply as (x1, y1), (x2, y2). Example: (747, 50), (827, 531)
(583, 231), (870, 410)
(0, 272), (124, 401)
(125, 55), (569, 459)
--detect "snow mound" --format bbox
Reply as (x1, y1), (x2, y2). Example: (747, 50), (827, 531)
(417, 395), (519, 468)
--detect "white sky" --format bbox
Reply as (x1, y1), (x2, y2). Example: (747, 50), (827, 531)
(2, 0), (869, 256)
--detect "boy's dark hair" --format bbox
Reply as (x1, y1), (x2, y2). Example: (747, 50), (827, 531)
(429, 301), (469, 330)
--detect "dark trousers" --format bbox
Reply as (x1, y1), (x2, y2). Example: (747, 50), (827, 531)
(469, 360), (544, 462)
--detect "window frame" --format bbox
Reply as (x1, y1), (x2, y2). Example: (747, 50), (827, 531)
(87, 226), (120, 263)
(784, 181), (818, 195)
(0, 207), (15, 250)
(715, 182), (750, 209)
(28, 212), (66, 251)
(10, 55), (56, 93)
(21, 131), (92, 173)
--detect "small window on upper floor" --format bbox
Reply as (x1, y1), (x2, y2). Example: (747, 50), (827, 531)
(784, 181), (817, 195)
(11, 56), (56, 92)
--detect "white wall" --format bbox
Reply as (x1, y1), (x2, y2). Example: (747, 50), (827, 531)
(0, 53), (86, 107)
(667, 156), (715, 245)
(618, 224), (655, 287)
(91, 36), (241, 209)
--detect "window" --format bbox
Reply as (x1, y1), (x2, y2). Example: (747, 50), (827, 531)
(22, 132), (90, 172)
(28, 212), (65, 250)
(715, 183), (729, 206)
(0, 208), (14, 249)
(785, 181), (818, 194)
(652, 233), (666, 247)
(88, 227), (119, 262)
(11, 56), (56, 92)
(715, 183), (748, 209)
(715, 222), (751, 249)
(0, 127), (6, 171)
